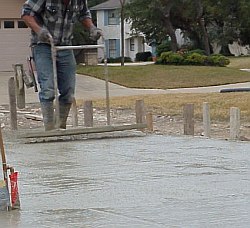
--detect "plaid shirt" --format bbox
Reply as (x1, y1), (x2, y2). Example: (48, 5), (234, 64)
(22, 0), (92, 45)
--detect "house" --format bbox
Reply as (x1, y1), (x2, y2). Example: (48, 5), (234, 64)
(0, 0), (30, 72)
(91, 0), (152, 61)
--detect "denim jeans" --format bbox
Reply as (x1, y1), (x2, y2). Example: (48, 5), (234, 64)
(32, 44), (76, 104)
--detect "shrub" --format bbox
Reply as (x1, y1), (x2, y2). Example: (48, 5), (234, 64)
(156, 40), (171, 56)
(207, 54), (230, 66)
(187, 49), (206, 55)
(102, 57), (132, 63)
(185, 53), (208, 65)
(156, 49), (230, 66)
(135, 52), (152, 62)
(159, 51), (184, 65)
(157, 50), (230, 67)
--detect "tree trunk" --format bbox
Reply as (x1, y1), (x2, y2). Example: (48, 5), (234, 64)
(196, 0), (210, 55)
(162, 0), (178, 52)
(165, 18), (178, 52)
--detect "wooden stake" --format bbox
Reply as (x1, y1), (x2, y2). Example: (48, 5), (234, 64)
(230, 107), (240, 140)
(146, 113), (154, 132)
(13, 64), (25, 109)
(183, 104), (194, 135)
(8, 77), (17, 130)
(71, 98), (78, 127)
(203, 102), (211, 138)
(84, 100), (93, 127)
(135, 100), (146, 124)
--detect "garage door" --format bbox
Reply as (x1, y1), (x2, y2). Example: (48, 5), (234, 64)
(0, 20), (31, 72)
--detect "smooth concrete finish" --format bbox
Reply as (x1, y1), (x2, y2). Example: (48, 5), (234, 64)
(0, 135), (249, 227)
(0, 71), (250, 105)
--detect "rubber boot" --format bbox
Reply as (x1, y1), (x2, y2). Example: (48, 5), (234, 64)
(59, 103), (72, 129)
(40, 102), (55, 131)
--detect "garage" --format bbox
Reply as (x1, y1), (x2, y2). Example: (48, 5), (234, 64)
(0, 19), (30, 72)
(0, 0), (30, 72)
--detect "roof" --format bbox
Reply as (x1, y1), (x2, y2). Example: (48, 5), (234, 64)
(91, 0), (128, 10)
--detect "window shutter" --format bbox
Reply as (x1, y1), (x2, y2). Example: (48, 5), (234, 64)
(104, 10), (108, 26)
(116, 39), (120, 57)
(105, 40), (109, 58)
(116, 10), (120, 25)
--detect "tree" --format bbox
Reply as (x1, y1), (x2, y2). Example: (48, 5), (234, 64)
(127, 0), (250, 55)
(195, 0), (210, 55)
(126, 0), (178, 52)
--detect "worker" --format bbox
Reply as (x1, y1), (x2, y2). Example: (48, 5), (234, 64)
(21, 0), (102, 130)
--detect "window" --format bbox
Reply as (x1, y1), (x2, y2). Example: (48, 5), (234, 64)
(109, 39), (117, 58)
(4, 20), (14, 29)
(108, 10), (118, 25)
(18, 21), (28, 28)
(130, 38), (135, 51)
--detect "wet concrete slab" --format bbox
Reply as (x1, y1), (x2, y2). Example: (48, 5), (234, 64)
(0, 135), (249, 227)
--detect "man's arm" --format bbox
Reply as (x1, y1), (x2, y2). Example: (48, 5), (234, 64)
(82, 18), (95, 30)
(22, 15), (41, 33)
(22, 14), (51, 42)
(82, 18), (103, 41)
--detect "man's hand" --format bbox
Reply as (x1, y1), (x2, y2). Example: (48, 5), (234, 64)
(89, 25), (103, 41)
(37, 28), (51, 43)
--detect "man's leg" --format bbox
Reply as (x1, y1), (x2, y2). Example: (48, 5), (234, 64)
(32, 44), (55, 131)
(57, 49), (76, 129)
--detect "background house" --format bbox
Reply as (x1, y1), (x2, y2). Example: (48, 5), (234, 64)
(91, 0), (152, 61)
(0, 0), (30, 72)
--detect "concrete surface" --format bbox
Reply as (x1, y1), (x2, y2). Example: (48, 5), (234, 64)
(0, 135), (249, 227)
(0, 71), (250, 105)
(0, 68), (249, 227)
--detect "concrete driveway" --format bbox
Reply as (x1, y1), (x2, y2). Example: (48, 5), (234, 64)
(0, 71), (250, 105)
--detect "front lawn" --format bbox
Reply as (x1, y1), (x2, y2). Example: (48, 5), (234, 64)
(77, 57), (250, 89)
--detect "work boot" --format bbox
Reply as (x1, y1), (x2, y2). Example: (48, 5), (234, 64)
(40, 102), (55, 131)
(59, 103), (72, 129)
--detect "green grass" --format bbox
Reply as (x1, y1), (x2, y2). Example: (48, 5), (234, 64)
(228, 56), (250, 69)
(77, 57), (250, 89)
(76, 57), (250, 122)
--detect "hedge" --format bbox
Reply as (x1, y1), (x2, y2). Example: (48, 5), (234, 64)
(157, 51), (230, 67)
(135, 52), (152, 62)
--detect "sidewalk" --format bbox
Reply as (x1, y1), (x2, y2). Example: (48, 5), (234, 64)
(0, 71), (250, 105)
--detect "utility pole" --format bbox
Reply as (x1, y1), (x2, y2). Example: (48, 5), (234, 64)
(120, 0), (126, 66)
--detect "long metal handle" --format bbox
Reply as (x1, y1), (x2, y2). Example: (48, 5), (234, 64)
(0, 125), (11, 211)
(49, 36), (111, 127)
(49, 36), (60, 129)
(55, 44), (105, 51)
(101, 36), (111, 126)
(0, 126), (8, 183)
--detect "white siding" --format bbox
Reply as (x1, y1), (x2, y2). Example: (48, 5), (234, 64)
(0, 21), (30, 71)
(96, 9), (151, 61)
(0, 0), (25, 18)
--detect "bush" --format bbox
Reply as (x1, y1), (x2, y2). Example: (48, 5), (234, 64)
(135, 52), (152, 62)
(157, 51), (230, 67)
(159, 51), (184, 65)
(185, 53), (208, 65)
(207, 54), (230, 66)
(187, 49), (206, 55)
(102, 57), (132, 63)
(156, 40), (171, 56)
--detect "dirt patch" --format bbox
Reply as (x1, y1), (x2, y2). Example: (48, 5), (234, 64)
(0, 103), (249, 141)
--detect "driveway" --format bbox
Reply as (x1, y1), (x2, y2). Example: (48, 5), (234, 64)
(0, 71), (250, 105)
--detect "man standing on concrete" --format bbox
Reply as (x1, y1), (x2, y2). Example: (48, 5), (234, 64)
(21, 0), (102, 130)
